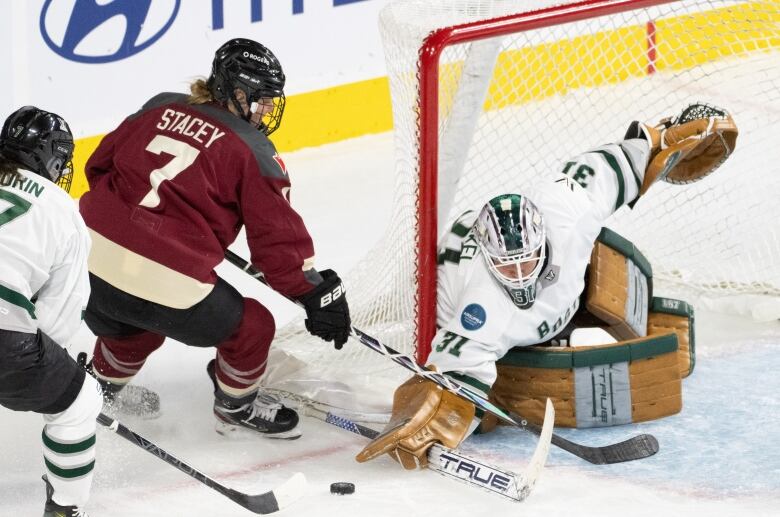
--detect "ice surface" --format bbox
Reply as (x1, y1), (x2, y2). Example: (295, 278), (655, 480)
(1, 134), (779, 516)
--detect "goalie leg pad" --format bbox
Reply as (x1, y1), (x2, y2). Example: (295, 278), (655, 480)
(490, 332), (683, 428)
(585, 228), (652, 341)
(355, 369), (475, 470)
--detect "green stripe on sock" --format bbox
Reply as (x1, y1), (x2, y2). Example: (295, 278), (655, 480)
(44, 458), (95, 479)
(42, 430), (96, 455)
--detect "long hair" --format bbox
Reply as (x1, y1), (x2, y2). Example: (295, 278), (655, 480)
(188, 78), (215, 105)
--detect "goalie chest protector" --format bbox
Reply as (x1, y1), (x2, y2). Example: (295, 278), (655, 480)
(487, 229), (695, 429)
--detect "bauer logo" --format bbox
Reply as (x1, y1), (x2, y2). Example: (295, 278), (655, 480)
(39, 0), (181, 64)
(461, 303), (486, 331)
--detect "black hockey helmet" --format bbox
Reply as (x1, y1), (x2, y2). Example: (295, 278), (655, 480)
(0, 106), (75, 192)
(207, 38), (286, 136)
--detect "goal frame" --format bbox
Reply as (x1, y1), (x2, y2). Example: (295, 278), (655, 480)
(414, 0), (677, 361)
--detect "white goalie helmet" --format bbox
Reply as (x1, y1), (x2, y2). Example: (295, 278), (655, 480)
(474, 194), (547, 308)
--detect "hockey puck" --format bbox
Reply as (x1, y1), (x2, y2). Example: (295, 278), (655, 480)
(330, 482), (355, 495)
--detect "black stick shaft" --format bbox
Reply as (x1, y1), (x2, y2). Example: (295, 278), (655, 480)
(97, 413), (282, 513)
(225, 251), (659, 464)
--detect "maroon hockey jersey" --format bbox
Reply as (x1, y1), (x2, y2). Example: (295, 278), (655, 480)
(79, 93), (319, 299)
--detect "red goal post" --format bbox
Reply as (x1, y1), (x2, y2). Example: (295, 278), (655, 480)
(270, 0), (779, 417)
(415, 0), (686, 362)
(408, 0), (780, 362)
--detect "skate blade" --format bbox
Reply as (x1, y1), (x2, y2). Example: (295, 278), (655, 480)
(214, 420), (302, 440)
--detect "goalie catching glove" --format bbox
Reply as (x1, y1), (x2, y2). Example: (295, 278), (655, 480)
(626, 103), (738, 194)
(355, 367), (475, 470)
(296, 269), (351, 349)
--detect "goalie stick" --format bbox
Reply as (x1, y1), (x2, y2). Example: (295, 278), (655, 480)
(225, 250), (659, 465)
(298, 396), (554, 502)
(97, 413), (306, 514)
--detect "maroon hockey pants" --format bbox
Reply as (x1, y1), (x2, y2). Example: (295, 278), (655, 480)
(92, 298), (275, 396)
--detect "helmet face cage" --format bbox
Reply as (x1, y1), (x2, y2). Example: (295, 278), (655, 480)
(55, 158), (74, 193)
(208, 38), (286, 135)
(0, 106), (75, 189)
(474, 194), (547, 292)
(250, 94), (286, 136)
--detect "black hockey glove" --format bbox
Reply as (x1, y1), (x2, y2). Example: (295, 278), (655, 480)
(296, 270), (351, 350)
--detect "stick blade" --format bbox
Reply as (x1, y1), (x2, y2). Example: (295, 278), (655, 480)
(515, 398), (555, 500)
(579, 433), (660, 465)
(235, 472), (307, 514)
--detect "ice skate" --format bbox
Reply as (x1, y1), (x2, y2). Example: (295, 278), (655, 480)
(207, 360), (301, 440)
(42, 475), (89, 517)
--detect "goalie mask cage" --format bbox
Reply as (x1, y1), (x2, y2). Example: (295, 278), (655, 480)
(268, 0), (780, 418)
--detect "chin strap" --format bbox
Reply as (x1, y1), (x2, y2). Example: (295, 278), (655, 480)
(227, 91), (256, 127)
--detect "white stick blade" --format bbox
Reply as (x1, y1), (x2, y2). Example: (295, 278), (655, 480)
(272, 472), (308, 510)
(517, 398), (555, 499)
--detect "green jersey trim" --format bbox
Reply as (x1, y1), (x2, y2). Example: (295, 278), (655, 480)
(0, 284), (36, 320)
(594, 149), (626, 210)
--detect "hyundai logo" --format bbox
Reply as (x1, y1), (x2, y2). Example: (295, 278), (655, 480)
(40, 0), (180, 64)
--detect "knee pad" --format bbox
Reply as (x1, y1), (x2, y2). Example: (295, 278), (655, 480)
(44, 375), (102, 435)
(92, 333), (166, 383)
(236, 298), (276, 344)
(0, 330), (85, 413)
(214, 298), (275, 393)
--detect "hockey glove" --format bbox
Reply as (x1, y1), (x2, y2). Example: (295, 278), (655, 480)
(626, 103), (737, 195)
(296, 269), (351, 349)
(355, 367), (475, 470)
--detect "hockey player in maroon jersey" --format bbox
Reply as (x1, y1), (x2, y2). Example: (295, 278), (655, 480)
(78, 38), (351, 439)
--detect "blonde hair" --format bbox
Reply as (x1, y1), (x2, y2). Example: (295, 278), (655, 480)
(187, 78), (214, 105)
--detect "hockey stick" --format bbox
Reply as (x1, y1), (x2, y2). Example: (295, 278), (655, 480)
(349, 327), (658, 464)
(225, 250), (659, 464)
(97, 413), (306, 514)
(298, 395), (554, 502)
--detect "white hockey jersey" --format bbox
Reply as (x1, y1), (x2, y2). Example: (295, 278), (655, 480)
(0, 167), (90, 345)
(428, 138), (651, 393)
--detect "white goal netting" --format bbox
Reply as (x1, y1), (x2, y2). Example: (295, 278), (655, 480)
(268, 0), (780, 418)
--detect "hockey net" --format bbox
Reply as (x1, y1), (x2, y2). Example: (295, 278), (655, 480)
(267, 0), (780, 419)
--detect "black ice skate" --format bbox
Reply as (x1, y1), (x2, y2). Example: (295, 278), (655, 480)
(77, 352), (161, 419)
(43, 475), (89, 517)
(207, 359), (301, 440)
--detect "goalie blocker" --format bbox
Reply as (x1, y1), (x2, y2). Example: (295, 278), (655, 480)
(484, 228), (695, 429)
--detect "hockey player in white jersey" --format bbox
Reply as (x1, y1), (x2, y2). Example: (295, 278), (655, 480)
(357, 103), (738, 470)
(0, 106), (101, 516)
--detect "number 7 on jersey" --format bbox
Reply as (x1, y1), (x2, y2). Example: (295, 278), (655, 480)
(139, 135), (200, 208)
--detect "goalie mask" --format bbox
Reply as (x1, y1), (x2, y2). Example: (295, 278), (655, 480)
(0, 106), (74, 192)
(474, 194), (546, 309)
(208, 38), (286, 136)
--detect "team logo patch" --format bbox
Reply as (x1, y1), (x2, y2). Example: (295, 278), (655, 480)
(461, 304), (486, 331)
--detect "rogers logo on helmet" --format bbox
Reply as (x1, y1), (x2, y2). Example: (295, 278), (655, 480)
(242, 51), (270, 66)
